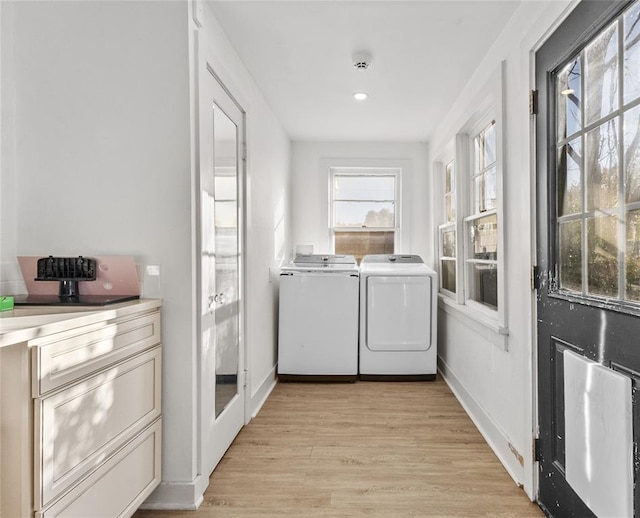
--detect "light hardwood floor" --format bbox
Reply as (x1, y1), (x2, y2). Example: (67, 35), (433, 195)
(134, 378), (542, 517)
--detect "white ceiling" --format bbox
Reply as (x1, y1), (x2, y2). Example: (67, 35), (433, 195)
(209, 1), (523, 142)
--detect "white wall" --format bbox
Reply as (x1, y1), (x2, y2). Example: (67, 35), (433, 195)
(429, 0), (574, 498)
(1, 0), (290, 509)
(291, 142), (430, 262)
(0, 3), (22, 295)
(4, 0), (197, 490)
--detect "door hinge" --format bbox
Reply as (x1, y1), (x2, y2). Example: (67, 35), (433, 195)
(242, 143), (247, 161)
(243, 368), (249, 388)
(529, 90), (538, 116)
(531, 265), (540, 290)
(534, 437), (543, 462)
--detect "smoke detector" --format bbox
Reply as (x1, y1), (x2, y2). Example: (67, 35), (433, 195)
(352, 51), (372, 71)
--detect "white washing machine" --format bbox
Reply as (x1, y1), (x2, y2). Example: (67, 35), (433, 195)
(359, 254), (437, 380)
(278, 254), (359, 381)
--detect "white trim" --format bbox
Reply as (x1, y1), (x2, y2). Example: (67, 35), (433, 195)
(249, 364), (277, 420)
(139, 476), (207, 511)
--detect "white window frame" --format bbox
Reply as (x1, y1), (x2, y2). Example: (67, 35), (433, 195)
(435, 62), (508, 343)
(329, 167), (401, 254)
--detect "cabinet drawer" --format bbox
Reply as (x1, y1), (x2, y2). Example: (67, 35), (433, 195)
(37, 418), (162, 518)
(33, 311), (160, 396)
(35, 347), (162, 510)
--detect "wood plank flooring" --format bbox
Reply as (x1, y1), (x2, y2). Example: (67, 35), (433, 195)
(134, 378), (542, 517)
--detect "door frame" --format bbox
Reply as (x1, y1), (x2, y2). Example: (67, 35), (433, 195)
(195, 31), (249, 481)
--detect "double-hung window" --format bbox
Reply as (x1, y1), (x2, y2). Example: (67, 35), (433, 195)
(465, 121), (498, 311)
(330, 168), (399, 263)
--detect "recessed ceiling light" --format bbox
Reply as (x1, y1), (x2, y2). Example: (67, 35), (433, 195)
(353, 92), (368, 101)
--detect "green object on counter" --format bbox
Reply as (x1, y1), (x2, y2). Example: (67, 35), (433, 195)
(0, 296), (14, 311)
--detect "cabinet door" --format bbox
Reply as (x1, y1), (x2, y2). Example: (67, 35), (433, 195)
(34, 347), (161, 510)
(37, 419), (161, 518)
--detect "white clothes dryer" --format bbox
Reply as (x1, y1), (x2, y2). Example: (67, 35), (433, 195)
(359, 254), (437, 380)
(278, 254), (359, 381)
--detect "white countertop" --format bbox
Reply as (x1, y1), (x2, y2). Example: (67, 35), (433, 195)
(0, 299), (162, 348)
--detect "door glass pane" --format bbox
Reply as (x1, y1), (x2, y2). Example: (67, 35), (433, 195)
(441, 259), (456, 293)
(333, 175), (394, 200)
(585, 22), (619, 125)
(586, 119), (619, 211)
(334, 201), (395, 228)
(587, 215), (619, 297)
(559, 220), (583, 292)
(624, 3), (640, 105)
(626, 209), (640, 300)
(557, 58), (582, 140)
(469, 213), (497, 260)
(625, 105), (640, 202)
(213, 105), (239, 418)
(558, 137), (582, 215)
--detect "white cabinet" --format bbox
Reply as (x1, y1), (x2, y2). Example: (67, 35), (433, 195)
(0, 300), (162, 518)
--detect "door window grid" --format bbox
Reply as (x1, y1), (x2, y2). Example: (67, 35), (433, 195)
(439, 160), (457, 295)
(555, 1), (640, 303)
(330, 169), (399, 262)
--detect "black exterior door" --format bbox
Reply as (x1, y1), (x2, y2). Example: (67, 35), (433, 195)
(536, 0), (640, 516)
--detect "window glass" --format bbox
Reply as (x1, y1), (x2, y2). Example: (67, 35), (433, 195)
(445, 161), (456, 222)
(440, 259), (456, 293)
(331, 170), (398, 262)
(472, 123), (497, 214)
(469, 214), (497, 261)
(333, 175), (395, 201)
(466, 263), (498, 310)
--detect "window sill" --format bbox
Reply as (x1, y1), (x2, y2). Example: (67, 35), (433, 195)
(438, 294), (509, 351)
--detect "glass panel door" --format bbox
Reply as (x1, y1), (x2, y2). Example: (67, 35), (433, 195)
(199, 46), (245, 479)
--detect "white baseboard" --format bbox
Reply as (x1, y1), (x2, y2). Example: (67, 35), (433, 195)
(250, 364), (277, 419)
(438, 357), (525, 489)
(139, 474), (207, 510)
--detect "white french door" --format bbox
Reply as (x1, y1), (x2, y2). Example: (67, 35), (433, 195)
(198, 44), (246, 478)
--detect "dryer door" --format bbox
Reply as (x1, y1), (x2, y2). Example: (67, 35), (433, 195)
(366, 275), (432, 351)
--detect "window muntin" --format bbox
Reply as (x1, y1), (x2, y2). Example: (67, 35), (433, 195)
(330, 169), (398, 262)
(555, 1), (640, 305)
